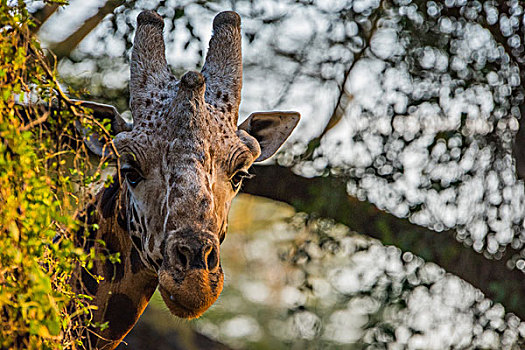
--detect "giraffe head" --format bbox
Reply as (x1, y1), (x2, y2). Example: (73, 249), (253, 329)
(85, 10), (299, 319)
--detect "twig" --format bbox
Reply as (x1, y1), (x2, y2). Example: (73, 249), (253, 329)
(301, 1), (384, 160)
(19, 111), (49, 131)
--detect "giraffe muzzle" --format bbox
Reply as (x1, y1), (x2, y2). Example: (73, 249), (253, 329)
(157, 229), (224, 318)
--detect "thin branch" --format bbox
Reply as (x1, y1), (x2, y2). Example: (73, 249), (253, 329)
(301, 2), (383, 160)
(19, 111), (50, 131)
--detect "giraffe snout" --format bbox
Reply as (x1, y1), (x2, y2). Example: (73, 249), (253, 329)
(158, 230), (224, 319)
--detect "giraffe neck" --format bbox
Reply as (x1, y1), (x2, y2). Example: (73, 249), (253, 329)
(75, 179), (158, 349)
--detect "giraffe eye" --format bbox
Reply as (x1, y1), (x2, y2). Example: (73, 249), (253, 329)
(230, 170), (252, 191)
(123, 169), (143, 187)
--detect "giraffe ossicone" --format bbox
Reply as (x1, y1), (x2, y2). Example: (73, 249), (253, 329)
(74, 10), (300, 348)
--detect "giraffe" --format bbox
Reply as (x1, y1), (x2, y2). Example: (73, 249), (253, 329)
(71, 10), (300, 349)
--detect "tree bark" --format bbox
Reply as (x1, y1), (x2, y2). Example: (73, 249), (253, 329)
(242, 164), (525, 320)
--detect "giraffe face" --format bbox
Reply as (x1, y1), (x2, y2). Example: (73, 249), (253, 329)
(88, 10), (299, 319)
(112, 94), (261, 317)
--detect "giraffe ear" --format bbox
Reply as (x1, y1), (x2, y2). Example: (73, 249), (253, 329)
(74, 100), (132, 158)
(238, 111), (300, 162)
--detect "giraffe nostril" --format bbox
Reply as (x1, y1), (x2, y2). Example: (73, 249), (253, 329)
(176, 245), (191, 268)
(204, 245), (219, 271)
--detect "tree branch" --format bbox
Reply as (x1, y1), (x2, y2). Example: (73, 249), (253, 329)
(242, 164), (525, 320)
(31, 3), (60, 32)
(49, 0), (124, 60)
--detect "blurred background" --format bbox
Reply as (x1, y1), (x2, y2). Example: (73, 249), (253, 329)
(28, 0), (525, 348)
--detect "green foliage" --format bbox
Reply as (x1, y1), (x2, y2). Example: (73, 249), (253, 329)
(0, 1), (109, 348)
